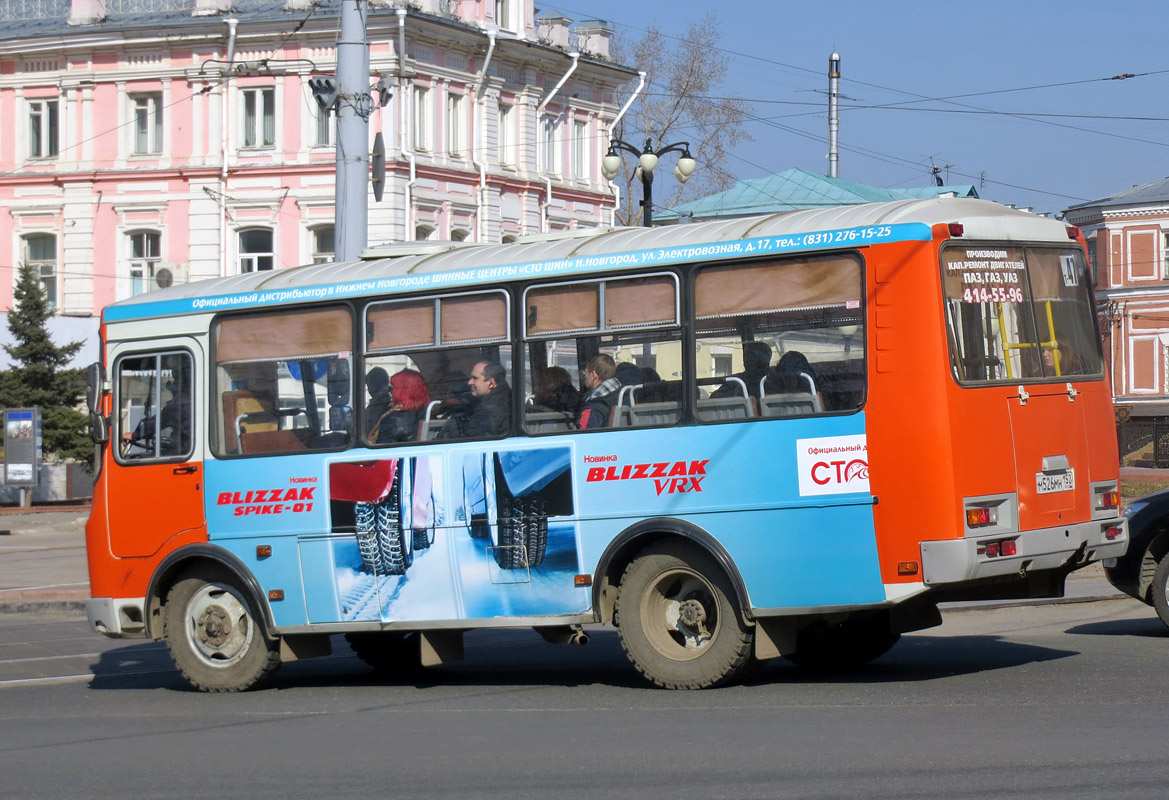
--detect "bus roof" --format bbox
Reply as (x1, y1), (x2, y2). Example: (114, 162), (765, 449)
(104, 198), (1075, 323)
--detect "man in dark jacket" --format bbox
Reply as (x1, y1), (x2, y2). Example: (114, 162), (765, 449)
(577, 354), (621, 429)
(441, 360), (511, 438)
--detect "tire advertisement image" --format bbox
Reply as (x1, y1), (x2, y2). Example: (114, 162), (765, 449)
(324, 445), (586, 623)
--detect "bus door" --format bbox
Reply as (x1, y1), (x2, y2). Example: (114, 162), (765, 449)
(1008, 382), (1090, 529)
(107, 342), (205, 558)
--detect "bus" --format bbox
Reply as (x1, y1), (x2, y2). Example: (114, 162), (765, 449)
(82, 197), (1127, 691)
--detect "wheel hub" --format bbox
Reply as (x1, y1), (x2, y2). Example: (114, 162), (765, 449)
(198, 606), (232, 647)
(678, 598), (707, 628)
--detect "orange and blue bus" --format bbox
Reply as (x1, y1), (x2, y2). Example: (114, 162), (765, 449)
(83, 197), (1127, 691)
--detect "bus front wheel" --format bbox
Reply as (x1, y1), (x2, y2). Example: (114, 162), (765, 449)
(163, 568), (280, 692)
(615, 543), (753, 689)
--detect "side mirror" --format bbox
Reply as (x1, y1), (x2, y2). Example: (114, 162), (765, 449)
(327, 359), (350, 406)
(86, 362), (105, 415)
(89, 411), (109, 444)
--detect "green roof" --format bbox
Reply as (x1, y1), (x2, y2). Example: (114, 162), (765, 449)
(656, 167), (978, 222)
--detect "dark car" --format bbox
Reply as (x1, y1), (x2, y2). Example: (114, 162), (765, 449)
(1105, 488), (1169, 625)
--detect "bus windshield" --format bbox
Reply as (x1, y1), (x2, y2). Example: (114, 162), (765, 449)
(942, 244), (1103, 383)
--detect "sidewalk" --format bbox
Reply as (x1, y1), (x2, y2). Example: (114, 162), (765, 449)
(0, 504), (1132, 617)
(0, 506), (91, 613)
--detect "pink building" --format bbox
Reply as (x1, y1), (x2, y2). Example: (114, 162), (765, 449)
(1063, 177), (1169, 462)
(0, 0), (635, 347)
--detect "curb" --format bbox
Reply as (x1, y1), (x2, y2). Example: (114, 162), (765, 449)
(0, 600), (87, 615)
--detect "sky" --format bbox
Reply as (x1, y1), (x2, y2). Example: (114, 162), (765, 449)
(553, 0), (1169, 217)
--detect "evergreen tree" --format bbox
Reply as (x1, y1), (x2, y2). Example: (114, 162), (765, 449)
(0, 262), (91, 463)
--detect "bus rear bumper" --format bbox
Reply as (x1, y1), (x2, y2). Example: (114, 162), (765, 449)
(920, 517), (1127, 586)
(86, 597), (148, 639)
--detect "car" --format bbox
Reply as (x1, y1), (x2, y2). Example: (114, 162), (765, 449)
(1105, 487), (1169, 625)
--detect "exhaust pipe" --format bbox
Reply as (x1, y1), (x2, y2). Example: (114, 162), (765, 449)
(536, 625), (590, 646)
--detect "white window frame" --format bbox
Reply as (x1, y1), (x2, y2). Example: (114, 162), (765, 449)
(414, 86), (432, 152)
(312, 102), (333, 148)
(573, 119), (589, 180)
(498, 103), (515, 167)
(446, 93), (465, 159)
(240, 87), (276, 149)
(127, 230), (162, 297)
(542, 115), (561, 176)
(27, 98), (59, 159)
(130, 92), (163, 155)
(311, 226), (334, 264)
(238, 228), (274, 273)
(22, 233), (57, 308)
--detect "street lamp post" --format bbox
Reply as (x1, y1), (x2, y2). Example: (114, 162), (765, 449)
(601, 137), (697, 227)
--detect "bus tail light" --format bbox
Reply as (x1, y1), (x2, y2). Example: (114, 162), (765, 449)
(978, 538), (1018, 558)
(1066, 225), (1081, 239)
(966, 507), (997, 527)
(948, 223), (964, 237)
(1105, 526), (1123, 540)
(1095, 490), (1119, 511)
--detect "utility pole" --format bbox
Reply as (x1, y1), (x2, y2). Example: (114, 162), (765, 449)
(335, 0), (370, 262)
(827, 51), (840, 178)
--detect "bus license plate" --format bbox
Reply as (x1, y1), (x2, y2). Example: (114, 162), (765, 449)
(1036, 469), (1075, 494)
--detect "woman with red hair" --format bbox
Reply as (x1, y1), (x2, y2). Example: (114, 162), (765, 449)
(367, 368), (430, 443)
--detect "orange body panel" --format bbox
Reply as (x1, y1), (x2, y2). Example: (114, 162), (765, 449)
(86, 445), (208, 599)
(866, 228), (1119, 585)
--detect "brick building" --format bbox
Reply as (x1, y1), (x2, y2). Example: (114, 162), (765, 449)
(1063, 177), (1169, 462)
(0, 0), (636, 354)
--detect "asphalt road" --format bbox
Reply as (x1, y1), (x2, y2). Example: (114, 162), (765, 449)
(2, 598), (1169, 799)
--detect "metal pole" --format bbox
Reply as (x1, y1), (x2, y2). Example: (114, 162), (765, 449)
(335, 0), (370, 262)
(642, 169), (653, 227)
(828, 51), (840, 178)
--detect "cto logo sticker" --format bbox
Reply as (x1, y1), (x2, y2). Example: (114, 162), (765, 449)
(796, 435), (869, 496)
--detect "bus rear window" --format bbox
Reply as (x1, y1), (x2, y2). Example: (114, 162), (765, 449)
(942, 245), (1103, 384)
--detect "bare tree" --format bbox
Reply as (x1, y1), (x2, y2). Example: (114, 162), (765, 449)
(608, 14), (752, 226)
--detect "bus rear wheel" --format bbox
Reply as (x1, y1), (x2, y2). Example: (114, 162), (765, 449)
(615, 543), (753, 689)
(163, 568), (280, 692)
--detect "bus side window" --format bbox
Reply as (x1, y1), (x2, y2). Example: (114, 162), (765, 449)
(522, 275), (682, 433)
(212, 307), (354, 456)
(364, 291), (513, 445)
(693, 256), (865, 420)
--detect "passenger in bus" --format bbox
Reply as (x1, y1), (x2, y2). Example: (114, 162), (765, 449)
(1043, 334), (1083, 376)
(578, 354), (622, 429)
(533, 366), (580, 415)
(364, 367), (392, 430)
(769, 351), (817, 395)
(712, 341), (772, 399)
(440, 360), (512, 438)
(367, 369), (431, 444)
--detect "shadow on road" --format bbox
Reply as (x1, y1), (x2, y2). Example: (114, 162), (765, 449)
(83, 627), (1080, 692)
(1063, 615), (1169, 638)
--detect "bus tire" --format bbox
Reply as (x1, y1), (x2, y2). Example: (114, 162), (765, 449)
(345, 631), (421, 674)
(163, 568), (280, 692)
(1151, 555), (1169, 627)
(355, 502), (381, 574)
(523, 498), (548, 568)
(375, 489), (412, 575)
(494, 496), (526, 569)
(614, 543), (753, 689)
(783, 615), (900, 671)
